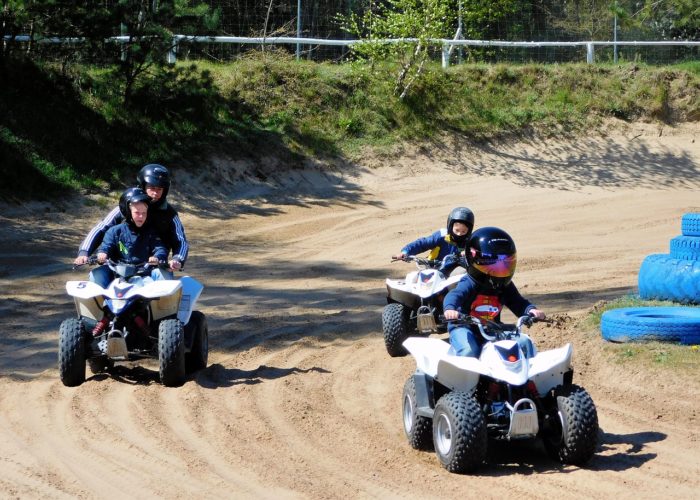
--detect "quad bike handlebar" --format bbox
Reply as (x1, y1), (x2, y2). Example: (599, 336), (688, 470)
(392, 254), (468, 271)
(73, 256), (169, 274)
(391, 255), (442, 269)
(438, 313), (544, 342)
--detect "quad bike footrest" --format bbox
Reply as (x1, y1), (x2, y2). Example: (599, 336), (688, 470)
(416, 306), (438, 333)
(507, 398), (539, 438)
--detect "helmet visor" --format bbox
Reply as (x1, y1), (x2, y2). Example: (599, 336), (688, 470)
(471, 252), (517, 278)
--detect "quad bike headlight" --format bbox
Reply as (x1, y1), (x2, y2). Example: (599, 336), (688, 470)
(106, 298), (129, 314)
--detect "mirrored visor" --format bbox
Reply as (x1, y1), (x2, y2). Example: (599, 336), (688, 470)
(472, 252), (517, 278)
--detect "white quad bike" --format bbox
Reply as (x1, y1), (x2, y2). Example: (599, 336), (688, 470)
(383, 255), (466, 357)
(59, 259), (208, 387)
(401, 314), (598, 473)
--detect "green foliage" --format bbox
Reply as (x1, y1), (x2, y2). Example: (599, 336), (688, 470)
(339, 0), (457, 98)
(459, 0), (523, 39)
(0, 0), (219, 103)
(0, 126), (98, 200)
(604, 341), (700, 373)
(637, 0), (700, 39)
(1, 53), (699, 200)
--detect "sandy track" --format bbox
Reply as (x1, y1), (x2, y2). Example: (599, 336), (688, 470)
(1, 123), (699, 498)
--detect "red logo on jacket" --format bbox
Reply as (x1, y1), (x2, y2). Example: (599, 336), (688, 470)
(470, 294), (503, 320)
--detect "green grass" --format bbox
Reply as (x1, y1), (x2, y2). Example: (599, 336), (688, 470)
(607, 341), (700, 372)
(2, 52), (699, 200)
(584, 295), (700, 375)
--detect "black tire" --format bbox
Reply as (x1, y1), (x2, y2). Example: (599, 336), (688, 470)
(159, 318), (186, 387)
(58, 318), (87, 387)
(638, 254), (700, 304)
(88, 357), (114, 375)
(601, 307), (700, 344)
(382, 302), (412, 357)
(432, 392), (487, 473)
(670, 235), (700, 261)
(543, 384), (598, 465)
(402, 376), (433, 450)
(682, 213), (700, 237)
(185, 311), (208, 374)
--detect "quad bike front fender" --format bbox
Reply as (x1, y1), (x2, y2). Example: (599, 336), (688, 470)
(529, 343), (573, 395)
(177, 276), (203, 325)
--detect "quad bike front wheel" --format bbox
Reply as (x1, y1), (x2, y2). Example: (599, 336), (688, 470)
(58, 318), (87, 387)
(543, 384), (598, 465)
(185, 311), (209, 374)
(402, 376), (433, 450)
(433, 391), (487, 473)
(382, 302), (412, 357)
(159, 318), (186, 387)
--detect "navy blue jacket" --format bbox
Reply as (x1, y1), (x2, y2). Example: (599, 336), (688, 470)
(443, 274), (536, 333)
(78, 202), (189, 264)
(401, 228), (463, 261)
(97, 222), (168, 264)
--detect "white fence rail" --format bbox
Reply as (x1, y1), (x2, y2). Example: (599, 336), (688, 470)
(5, 34), (700, 66)
(168, 36), (700, 66)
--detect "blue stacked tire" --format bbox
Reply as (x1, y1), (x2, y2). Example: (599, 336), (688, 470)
(601, 307), (700, 344)
(681, 213), (700, 237)
(638, 254), (700, 304)
(670, 236), (700, 260)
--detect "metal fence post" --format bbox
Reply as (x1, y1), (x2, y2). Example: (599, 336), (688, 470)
(167, 36), (177, 64)
(586, 42), (594, 63)
(442, 42), (450, 69)
(120, 23), (127, 61)
(296, 0), (302, 60)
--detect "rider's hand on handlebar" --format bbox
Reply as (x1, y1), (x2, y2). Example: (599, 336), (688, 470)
(148, 256), (161, 265)
(74, 255), (88, 266)
(169, 259), (182, 271)
(444, 309), (460, 321)
(528, 308), (546, 321)
(392, 252), (407, 261)
(97, 252), (108, 264)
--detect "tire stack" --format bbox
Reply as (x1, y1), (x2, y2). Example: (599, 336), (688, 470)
(601, 213), (700, 344)
(638, 213), (700, 304)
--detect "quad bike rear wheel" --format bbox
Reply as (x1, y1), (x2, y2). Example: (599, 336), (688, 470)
(382, 302), (412, 357)
(433, 391), (487, 473)
(159, 318), (186, 387)
(543, 384), (598, 465)
(59, 318), (87, 387)
(185, 311), (209, 374)
(402, 376), (433, 450)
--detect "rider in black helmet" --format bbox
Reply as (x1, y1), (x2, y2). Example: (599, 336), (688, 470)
(74, 163), (189, 274)
(137, 164), (170, 208)
(443, 227), (545, 358)
(135, 164), (188, 272)
(88, 188), (168, 288)
(392, 206), (474, 276)
(118, 187), (151, 224)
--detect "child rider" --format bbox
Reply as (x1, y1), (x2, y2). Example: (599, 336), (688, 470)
(392, 206), (475, 276)
(442, 226), (545, 358)
(90, 187), (168, 288)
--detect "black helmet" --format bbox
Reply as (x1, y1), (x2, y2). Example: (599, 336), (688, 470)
(446, 207), (475, 246)
(137, 163), (170, 205)
(119, 187), (151, 224)
(466, 226), (517, 291)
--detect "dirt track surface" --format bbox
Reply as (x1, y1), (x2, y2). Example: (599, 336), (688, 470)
(1, 123), (700, 498)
